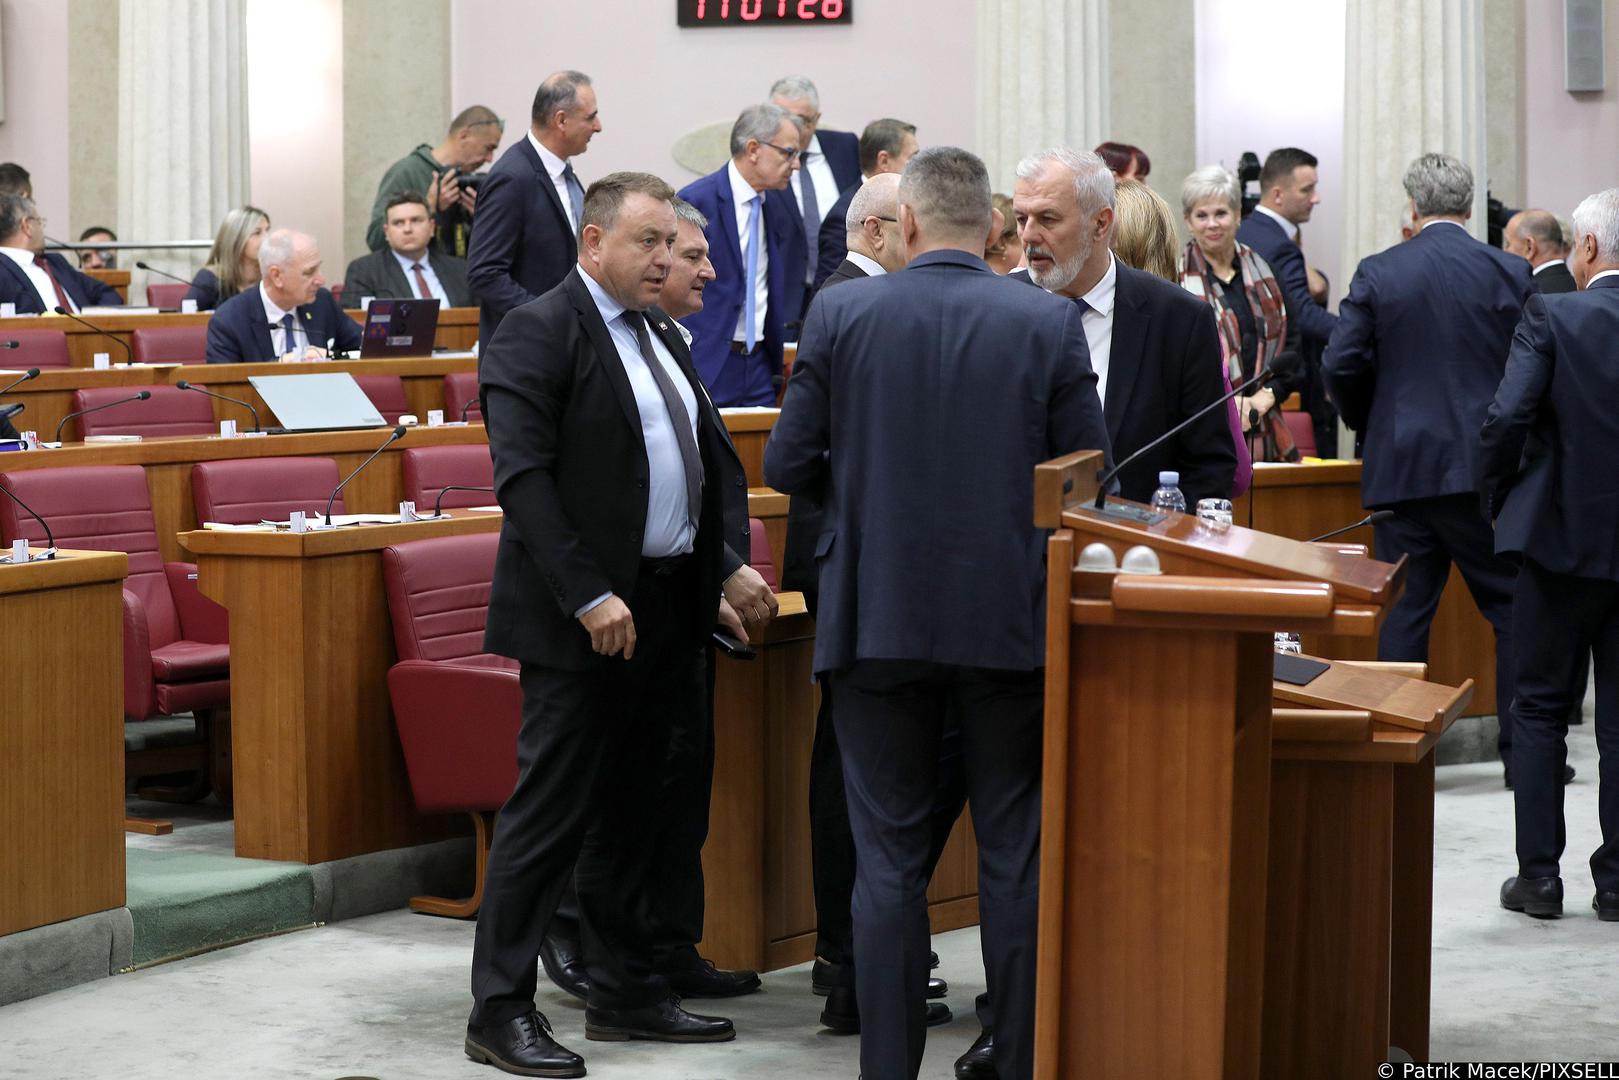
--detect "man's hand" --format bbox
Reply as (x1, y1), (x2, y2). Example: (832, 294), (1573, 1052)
(427, 171), (461, 213)
(717, 597), (748, 644)
(580, 595), (636, 658)
(1306, 265), (1329, 305)
(458, 185), (478, 215)
(723, 564), (778, 626)
(1251, 386), (1276, 415)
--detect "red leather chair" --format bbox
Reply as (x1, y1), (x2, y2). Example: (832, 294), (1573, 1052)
(192, 457), (344, 525)
(400, 445), (494, 513)
(748, 516), (778, 589)
(381, 531), (518, 916)
(1283, 410), (1318, 457)
(69, 385), (216, 441)
(146, 283), (190, 310)
(443, 371), (481, 422)
(330, 283), (345, 304)
(354, 374), (409, 423)
(0, 464), (230, 797)
(5, 329), (71, 369)
(132, 325), (208, 365)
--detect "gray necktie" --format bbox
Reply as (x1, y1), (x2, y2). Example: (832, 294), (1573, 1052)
(799, 165), (819, 285)
(624, 311), (702, 529)
(562, 162), (585, 229)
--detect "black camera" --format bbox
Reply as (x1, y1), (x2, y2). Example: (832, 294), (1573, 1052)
(1237, 152), (1262, 218)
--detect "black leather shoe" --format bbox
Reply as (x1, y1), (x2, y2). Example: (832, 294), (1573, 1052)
(659, 956), (761, 998)
(539, 935), (590, 1002)
(1503, 764), (1576, 789)
(1595, 891), (1619, 922)
(811, 957), (945, 998)
(819, 987), (952, 1034)
(930, 950), (941, 969)
(584, 996), (734, 1043)
(955, 1028), (999, 1080)
(465, 1011), (585, 1078)
(1500, 875), (1563, 918)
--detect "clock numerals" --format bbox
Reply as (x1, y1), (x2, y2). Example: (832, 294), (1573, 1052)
(741, 0), (761, 17)
(820, 0), (843, 15)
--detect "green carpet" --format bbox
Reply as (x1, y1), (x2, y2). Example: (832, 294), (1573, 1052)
(125, 849), (315, 966)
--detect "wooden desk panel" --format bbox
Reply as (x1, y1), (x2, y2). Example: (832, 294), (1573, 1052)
(84, 269), (131, 303)
(722, 408), (777, 488)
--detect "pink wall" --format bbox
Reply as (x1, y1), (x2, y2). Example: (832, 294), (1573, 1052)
(450, 0), (976, 187)
(0, 1), (71, 220)
(1522, 0), (1619, 219)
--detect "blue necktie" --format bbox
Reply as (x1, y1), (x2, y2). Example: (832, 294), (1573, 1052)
(1072, 296), (1092, 314)
(743, 195), (761, 352)
(280, 313), (298, 357)
(562, 162), (585, 230)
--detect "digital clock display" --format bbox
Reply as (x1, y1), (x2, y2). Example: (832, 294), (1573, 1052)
(677, 0), (852, 27)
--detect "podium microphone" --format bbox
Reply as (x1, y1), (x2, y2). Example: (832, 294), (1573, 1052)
(460, 397), (480, 422)
(325, 425), (408, 524)
(1307, 509), (1394, 544)
(0, 479), (57, 560)
(53, 306), (134, 366)
(433, 485), (495, 518)
(175, 380), (261, 433)
(1093, 365), (1273, 509)
(55, 390), (151, 443)
(134, 261), (194, 286)
(0, 368), (41, 396)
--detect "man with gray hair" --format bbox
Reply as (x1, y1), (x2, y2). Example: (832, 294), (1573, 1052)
(677, 103), (805, 406)
(1503, 208), (1577, 294)
(1324, 152), (1536, 787)
(205, 227), (361, 363)
(769, 75), (862, 300)
(0, 191), (123, 314)
(1482, 186), (1619, 921)
(767, 145), (1109, 1080)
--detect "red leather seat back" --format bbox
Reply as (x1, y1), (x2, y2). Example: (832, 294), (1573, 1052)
(6, 330), (71, 369)
(1282, 410), (1318, 457)
(70, 385), (216, 440)
(443, 372), (481, 422)
(192, 457), (344, 525)
(145, 283), (190, 310)
(381, 531), (510, 666)
(748, 516), (778, 590)
(400, 445), (494, 512)
(131, 325), (207, 365)
(0, 464), (181, 648)
(354, 374), (409, 423)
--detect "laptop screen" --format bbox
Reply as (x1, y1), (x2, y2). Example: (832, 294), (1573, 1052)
(361, 298), (441, 359)
(249, 373), (388, 431)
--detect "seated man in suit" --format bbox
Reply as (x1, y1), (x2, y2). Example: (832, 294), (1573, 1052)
(816, 120), (919, 289)
(1012, 147), (1236, 506)
(769, 75), (861, 315)
(1482, 186), (1619, 921)
(206, 228), (362, 364)
(677, 103), (805, 407)
(344, 191), (472, 306)
(0, 193), (124, 313)
(1504, 209), (1577, 295)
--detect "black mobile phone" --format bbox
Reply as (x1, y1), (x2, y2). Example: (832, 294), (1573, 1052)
(711, 630), (756, 660)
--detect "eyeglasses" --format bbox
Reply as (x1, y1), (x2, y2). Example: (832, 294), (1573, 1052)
(466, 117), (505, 133)
(760, 142), (800, 162)
(874, 216), (898, 223)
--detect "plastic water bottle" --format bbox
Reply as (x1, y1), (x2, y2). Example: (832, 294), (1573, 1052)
(1150, 471), (1186, 514)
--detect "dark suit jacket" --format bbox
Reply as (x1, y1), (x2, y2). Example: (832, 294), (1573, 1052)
(764, 249), (1110, 674)
(0, 252), (123, 314)
(1479, 276), (1619, 579)
(1237, 210), (1336, 347)
(676, 165), (805, 403)
(205, 285), (363, 364)
(1323, 222), (1533, 507)
(466, 138), (578, 346)
(182, 268), (224, 311)
(1531, 260), (1577, 294)
(816, 129), (861, 193)
(815, 182), (858, 290)
(478, 269), (729, 669)
(342, 248), (472, 307)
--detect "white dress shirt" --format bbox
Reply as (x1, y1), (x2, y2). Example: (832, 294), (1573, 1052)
(260, 283), (313, 357)
(1254, 204), (1301, 243)
(843, 250), (885, 278)
(727, 160), (769, 345)
(0, 246), (70, 313)
(392, 249), (450, 305)
(1589, 269), (1619, 287)
(528, 130), (579, 235)
(1076, 251), (1119, 406)
(1533, 258), (1568, 277)
(1420, 219), (1469, 234)
(792, 135), (841, 228)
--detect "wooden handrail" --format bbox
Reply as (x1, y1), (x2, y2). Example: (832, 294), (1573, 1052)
(1110, 576), (1334, 618)
(1033, 449), (1104, 528)
(1272, 708), (1373, 742)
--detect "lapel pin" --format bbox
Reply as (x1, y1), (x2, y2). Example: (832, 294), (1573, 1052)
(657, 321), (668, 331)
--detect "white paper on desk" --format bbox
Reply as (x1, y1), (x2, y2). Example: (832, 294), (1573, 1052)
(82, 306), (158, 315)
(202, 522), (276, 531)
(257, 513), (403, 528)
(467, 505), (503, 513)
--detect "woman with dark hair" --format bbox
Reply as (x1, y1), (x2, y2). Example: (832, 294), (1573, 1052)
(1095, 141), (1151, 180)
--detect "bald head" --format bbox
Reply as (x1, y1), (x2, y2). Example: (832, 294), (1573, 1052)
(1504, 209), (1565, 267)
(845, 173), (906, 272)
(258, 229), (326, 309)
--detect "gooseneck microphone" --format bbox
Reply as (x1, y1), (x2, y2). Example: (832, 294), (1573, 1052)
(0, 480), (57, 560)
(0, 368), (41, 396)
(1093, 365), (1274, 510)
(433, 485), (495, 518)
(325, 425), (408, 524)
(53, 306), (134, 366)
(2, 340), (20, 349)
(134, 261), (194, 286)
(1307, 509), (1395, 544)
(460, 397), (480, 422)
(55, 390), (151, 443)
(175, 380), (261, 433)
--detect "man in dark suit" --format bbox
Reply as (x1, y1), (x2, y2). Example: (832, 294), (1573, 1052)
(343, 191), (472, 306)
(1012, 147), (1236, 507)
(1482, 187), (1619, 921)
(767, 146), (1110, 1080)
(816, 119), (919, 289)
(465, 173), (739, 1077)
(205, 229), (361, 364)
(466, 71), (601, 348)
(1504, 208), (1578, 295)
(0, 193), (124, 314)
(677, 103), (805, 407)
(1324, 152), (1535, 783)
(769, 76), (863, 316)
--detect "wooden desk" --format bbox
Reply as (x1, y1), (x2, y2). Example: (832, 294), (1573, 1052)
(84, 268), (131, 303)
(1237, 461), (1497, 717)
(721, 408), (776, 487)
(0, 549), (127, 936)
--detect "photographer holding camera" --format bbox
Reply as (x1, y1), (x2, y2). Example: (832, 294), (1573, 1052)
(365, 105), (504, 258)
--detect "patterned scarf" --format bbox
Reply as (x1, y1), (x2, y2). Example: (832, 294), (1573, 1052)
(1179, 240), (1288, 387)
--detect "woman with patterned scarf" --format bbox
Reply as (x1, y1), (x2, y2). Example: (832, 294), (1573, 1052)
(1177, 164), (1304, 461)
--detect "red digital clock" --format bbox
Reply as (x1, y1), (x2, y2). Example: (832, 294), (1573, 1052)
(677, 0), (852, 27)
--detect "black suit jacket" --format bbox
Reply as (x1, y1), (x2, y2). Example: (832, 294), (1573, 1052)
(342, 248), (471, 307)
(765, 250), (1110, 674)
(0, 251), (124, 314)
(1480, 276), (1619, 579)
(479, 269), (729, 670)
(815, 185), (858, 291)
(204, 285), (363, 363)
(1531, 260), (1577, 294)
(466, 138), (578, 346)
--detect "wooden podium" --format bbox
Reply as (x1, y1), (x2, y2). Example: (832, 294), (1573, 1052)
(1031, 452), (1405, 1080)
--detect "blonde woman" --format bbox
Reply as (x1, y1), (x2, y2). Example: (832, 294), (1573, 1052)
(1110, 179), (1178, 281)
(984, 193), (1025, 274)
(183, 206), (270, 311)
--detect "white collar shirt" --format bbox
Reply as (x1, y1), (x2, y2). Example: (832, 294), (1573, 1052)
(1589, 269), (1619, 287)
(0, 247), (70, 313)
(1075, 251), (1119, 406)
(727, 160), (769, 345)
(391, 249), (449, 305)
(1254, 204), (1301, 244)
(528, 130), (579, 234)
(260, 283), (312, 358)
(843, 250), (885, 277)
(792, 134), (842, 282)
(1532, 257), (1568, 276)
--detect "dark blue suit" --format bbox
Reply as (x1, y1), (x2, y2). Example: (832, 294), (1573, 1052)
(765, 249), (1109, 1080)
(204, 284), (362, 363)
(1324, 221), (1533, 757)
(677, 165), (804, 406)
(466, 138), (578, 348)
(815, 182), (858, 290)
(0, 251), (123, 313)
(1479, 275), (1619, 890)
